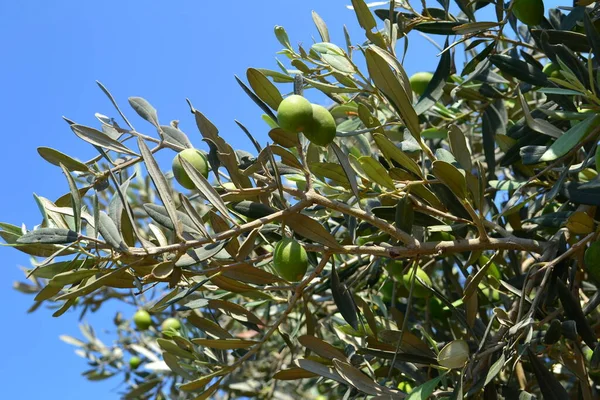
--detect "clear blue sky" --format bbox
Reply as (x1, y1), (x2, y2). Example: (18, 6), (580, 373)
(0, 1), (559, 398)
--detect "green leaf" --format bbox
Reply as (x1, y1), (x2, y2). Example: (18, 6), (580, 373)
(247, 68), (283, 111)
(235, 75), (279, 126)
(448, 125), (473, 172)
(332, 359), (394, 396)
(489, 54), (549, 87)
(178, 155), (238, 226)
(556, 280), (597, 349)
(531, 29), (591, 53)
(312, 11), (330, 42)
(437, 340), (470, 369)
(414, 21), (463, 35)
(207, 299), (264, 326)
(584, 12), (600, 62)
(331, 262), (359, 330)
(230, 201), (276, 219)
(330, 142), (360, 199)
(485, 353), (505, 386)
(406, 374), (446, 400)
(365, 48), (420, 142)
(274, 25), (292, 50)
(527, 349), (569, 400)
(269, 127), (299, 148)
(540, 115), (600, 162)
(37, 147), (90, 172)
(128, 97), (159, 128)
(310, 162), (351, 187)
(97, 211), (128, 252)
(303, 78), (361, 94)
(59, 164), (81, 233)
(295, 359), (345, 384)
(585, 241), (600, 283)
(273, 368), (318, 380)
(71, 124), (139, 156)
(143, 203), (201, 234)
(175, 241), (227, 267)
(298, 335), (347, 360)
(453, 21), (500, 34)
(48, 269), (101, 287)
(358, 156), (395, 190)
(190, 338), (257, 350)
(373, 133), (422, 178)
(54, 266), (128, 300)
(17, 228), (78, 245)
(395, 196), (414, 234)
(432, 161), (467, 199)
(284, 213), (340, 249)
(414, 38), (451, 116)
(161, 125), (192, 149)
(350, 0), (377, 31)
(156, 338), (195, 359)
(138, 137), (183, 239)
(108, 173), (137, 244)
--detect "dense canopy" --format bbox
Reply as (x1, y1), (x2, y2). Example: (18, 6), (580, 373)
(5, 1), (600, 399)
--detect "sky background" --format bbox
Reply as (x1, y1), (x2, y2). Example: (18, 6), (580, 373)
(0, 1), (561, 398)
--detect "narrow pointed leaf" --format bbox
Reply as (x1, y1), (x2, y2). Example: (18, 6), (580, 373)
(331, 262), (359, 330)
(71, 124), (139, 156)
(178, 156), (237, 226)
(17, 228), (78, 245)
(138, 137), (183, 239)
(128, 97), (159, 128)
(37, 147), (90, 172)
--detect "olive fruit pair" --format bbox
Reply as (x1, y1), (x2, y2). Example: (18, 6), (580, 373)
(276, 95), (336, 147)
(132, 309), (181, 332)
(172, 148), (209, 189)
(272, 238), (308, 282)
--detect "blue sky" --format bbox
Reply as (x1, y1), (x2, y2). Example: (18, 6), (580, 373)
(0, 1), (561, 398)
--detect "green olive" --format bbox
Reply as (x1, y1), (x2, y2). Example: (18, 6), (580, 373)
(402, 267), (432, 298)
(172, 148), (209, 189)
(273, 238), (308, 282)
(161, 317), (181, 331)
(276, 95), (314, 133)
(302, 104), (337, 147)
(133, 309), (152, 331)
(512, 0), (544, 26)
(409, 72), (433, 96)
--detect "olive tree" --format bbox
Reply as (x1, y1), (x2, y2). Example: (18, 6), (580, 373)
(5, 0), (600, 398)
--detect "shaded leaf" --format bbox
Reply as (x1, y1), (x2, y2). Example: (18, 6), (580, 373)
(17, 228), (78, 245)
(284, 213), (340, 248)
(331, 262), (359, 330)
(527, 349), (569, 400)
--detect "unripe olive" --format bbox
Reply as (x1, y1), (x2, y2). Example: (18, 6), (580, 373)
(161, 317), (181, 332)
(276, 95), (313, 134)
(172, 148), (209, 189)
(512, 0), (544, 26)
(409, 72), (433, 96)
(129, 356), (142, 369)
(402, 267), (432, 298)
(273, 238), (308, 282)
(133, 309), (152, 331)
(303, 104), (337, 147)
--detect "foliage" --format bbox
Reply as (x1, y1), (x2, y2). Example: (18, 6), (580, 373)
(6, 1), (600, 399)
